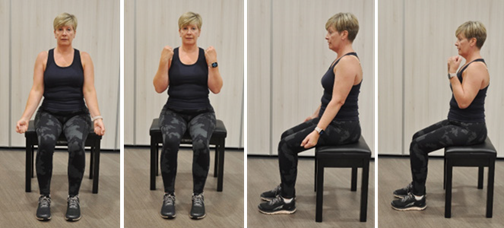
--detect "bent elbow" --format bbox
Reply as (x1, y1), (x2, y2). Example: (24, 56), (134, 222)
(210, 87), (221, 94)
(458, 103), (470, 109)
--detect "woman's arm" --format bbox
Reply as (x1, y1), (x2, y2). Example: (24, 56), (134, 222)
(301, 57), (359, 148)
(16, 52), (47, 134)
(82, 52), (105, 136)
(205, 46), (223, 94)
(153, 46), (173, 93)
(448, 56), (487, 109)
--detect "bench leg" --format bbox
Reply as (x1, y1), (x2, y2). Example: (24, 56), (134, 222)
(89, 146), (94, 179)
(487, 161), (495, 218)
(360, 160), (369, 222)
(443, 156), (446, 190)
(351, 166), (357, 191)
(214, 145), (218, 177)
(315, 162), (324, 222)
(478, 166), (484, 189)
(314, 155), (318, 192)
(26, 143), (32, 192)
(92, 142), (100, 194)
(217, 139), (225, 192)
(445, 160), (453, 218)
(31, 146), (35, 178)
(150, 138), (157, 190)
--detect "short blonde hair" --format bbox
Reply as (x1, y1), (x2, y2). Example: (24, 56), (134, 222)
(53, 12), (77, 30)
(456, 21), (486, 49)
(178, 12), (202, 30)
(325, 13), (359, 42)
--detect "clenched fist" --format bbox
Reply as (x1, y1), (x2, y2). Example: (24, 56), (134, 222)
(16, 118), (29, 134)
(447, 56), (462, 74)
(161, 45), (174, 66)
(205, 46), (217, 65)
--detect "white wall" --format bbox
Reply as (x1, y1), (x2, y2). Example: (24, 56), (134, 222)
(379, 0), (504, 157)
(2, 0), (120, 150)
(248, 0), (376, 156)
(124, 0), (244, 147)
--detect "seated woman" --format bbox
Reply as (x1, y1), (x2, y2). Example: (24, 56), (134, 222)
(392, 21), (489, 211)
(16, 12), (106, 221)
(153, 12), (223, 220)
(258, 12), (363, 215)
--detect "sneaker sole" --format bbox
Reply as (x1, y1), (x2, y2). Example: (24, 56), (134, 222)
(261, 196), (296, 202)
(393, 194), (427, 199)
(258, 208), (297, 215)
(190, 213), (206, 219)
(391, 205), (427, 211)
(161, 214), (176, 219)
(36, 216), (51, 221)
(65, 216), (82, 221)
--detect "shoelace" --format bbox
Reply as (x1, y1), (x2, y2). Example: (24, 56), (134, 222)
(269, 195), (283, 205)
(68, 196), (79, 209)
(39, 196), (51, 208)
(273, 185), (281, 194)
(164, 194), (175, 206)
(401, 192), (415, 202)
(193, 194), (203, 207)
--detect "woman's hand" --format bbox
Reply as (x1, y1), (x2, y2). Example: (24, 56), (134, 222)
(301, 131), (320, 149)
(304, 114), (318, 122)
(16, 118), (29, 134)
(161, 45), (174, 66)
(205, 46), (217, 65)
(93, 119), (105, 136)
(447, 56), (462, 74)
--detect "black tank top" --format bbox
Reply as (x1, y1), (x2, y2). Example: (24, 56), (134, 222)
(40, 49), (87, 114)
(166, 47), (212, 111)
(448, 59), (488, 122)
(319, 52), (361, 121)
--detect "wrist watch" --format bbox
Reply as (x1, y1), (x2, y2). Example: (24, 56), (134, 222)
(211, 62), (218, 68)
(315, 127), (324, 135)
(448, 73), (456, 79)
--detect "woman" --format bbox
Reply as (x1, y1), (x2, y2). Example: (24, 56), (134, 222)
(258, 12), (363, 215)
(15, 13), (105, 221)
(391, 21), (489, 211)
(153, 12), (223, 220)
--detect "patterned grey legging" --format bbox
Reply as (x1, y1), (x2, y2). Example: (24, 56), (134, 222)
(34, 109), (91, 196)
(159, 106), (216, 194)
(410, 119), (487, 195)
(278, 118), (361, 198)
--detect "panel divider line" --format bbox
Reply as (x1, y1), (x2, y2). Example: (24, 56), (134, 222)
(268, 0), (273, 155)
(8, 0), (12, 147)
(401, 0), (406, 155)
(133, 0), (137, 145)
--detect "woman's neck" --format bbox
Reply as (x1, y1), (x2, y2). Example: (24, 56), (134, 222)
(335, 44), (355, 60)
(463, 50), (482, 63)
(180, 43), (198, 52)
(55, 45), (73, 54)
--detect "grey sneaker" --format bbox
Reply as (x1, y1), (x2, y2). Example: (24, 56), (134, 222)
(161, 193), (176, 219)
(391, 192), (427, 211)
(65, 195), (81, 221)
(190, 193), (206, 219)
(36, 195), (51, 221)
(258, 195), (296, 215)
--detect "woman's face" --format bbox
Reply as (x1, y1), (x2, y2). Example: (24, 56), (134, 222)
(455, 33), (471, 56)
(54, 25), (76, 46)
(325, 26), (343, 51)
(179, 23), (200, 45)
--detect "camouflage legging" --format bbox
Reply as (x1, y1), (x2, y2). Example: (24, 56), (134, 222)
(410, 119), (487, 195)
(159, 106), (216, 194)
(34, 109), (91, 196)
(278, 118), (361, 198)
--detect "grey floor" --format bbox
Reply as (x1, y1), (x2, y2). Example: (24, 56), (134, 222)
(124, 147), (244, 228)
(378, 157), (504, 228)
(248, 156), (375, 228)
(0, 149), (120, 228)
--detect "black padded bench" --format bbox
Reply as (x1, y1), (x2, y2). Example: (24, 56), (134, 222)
(444, 137), (496, 218)
(149, 118), (227, 192)
(25, 120), (102, 194)
(314, 135), (371, 222)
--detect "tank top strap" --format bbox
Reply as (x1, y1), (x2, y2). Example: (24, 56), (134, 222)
(458, 58), (485, 74)
(47, 49), (55, 67)
(331, 52), (358, 69)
